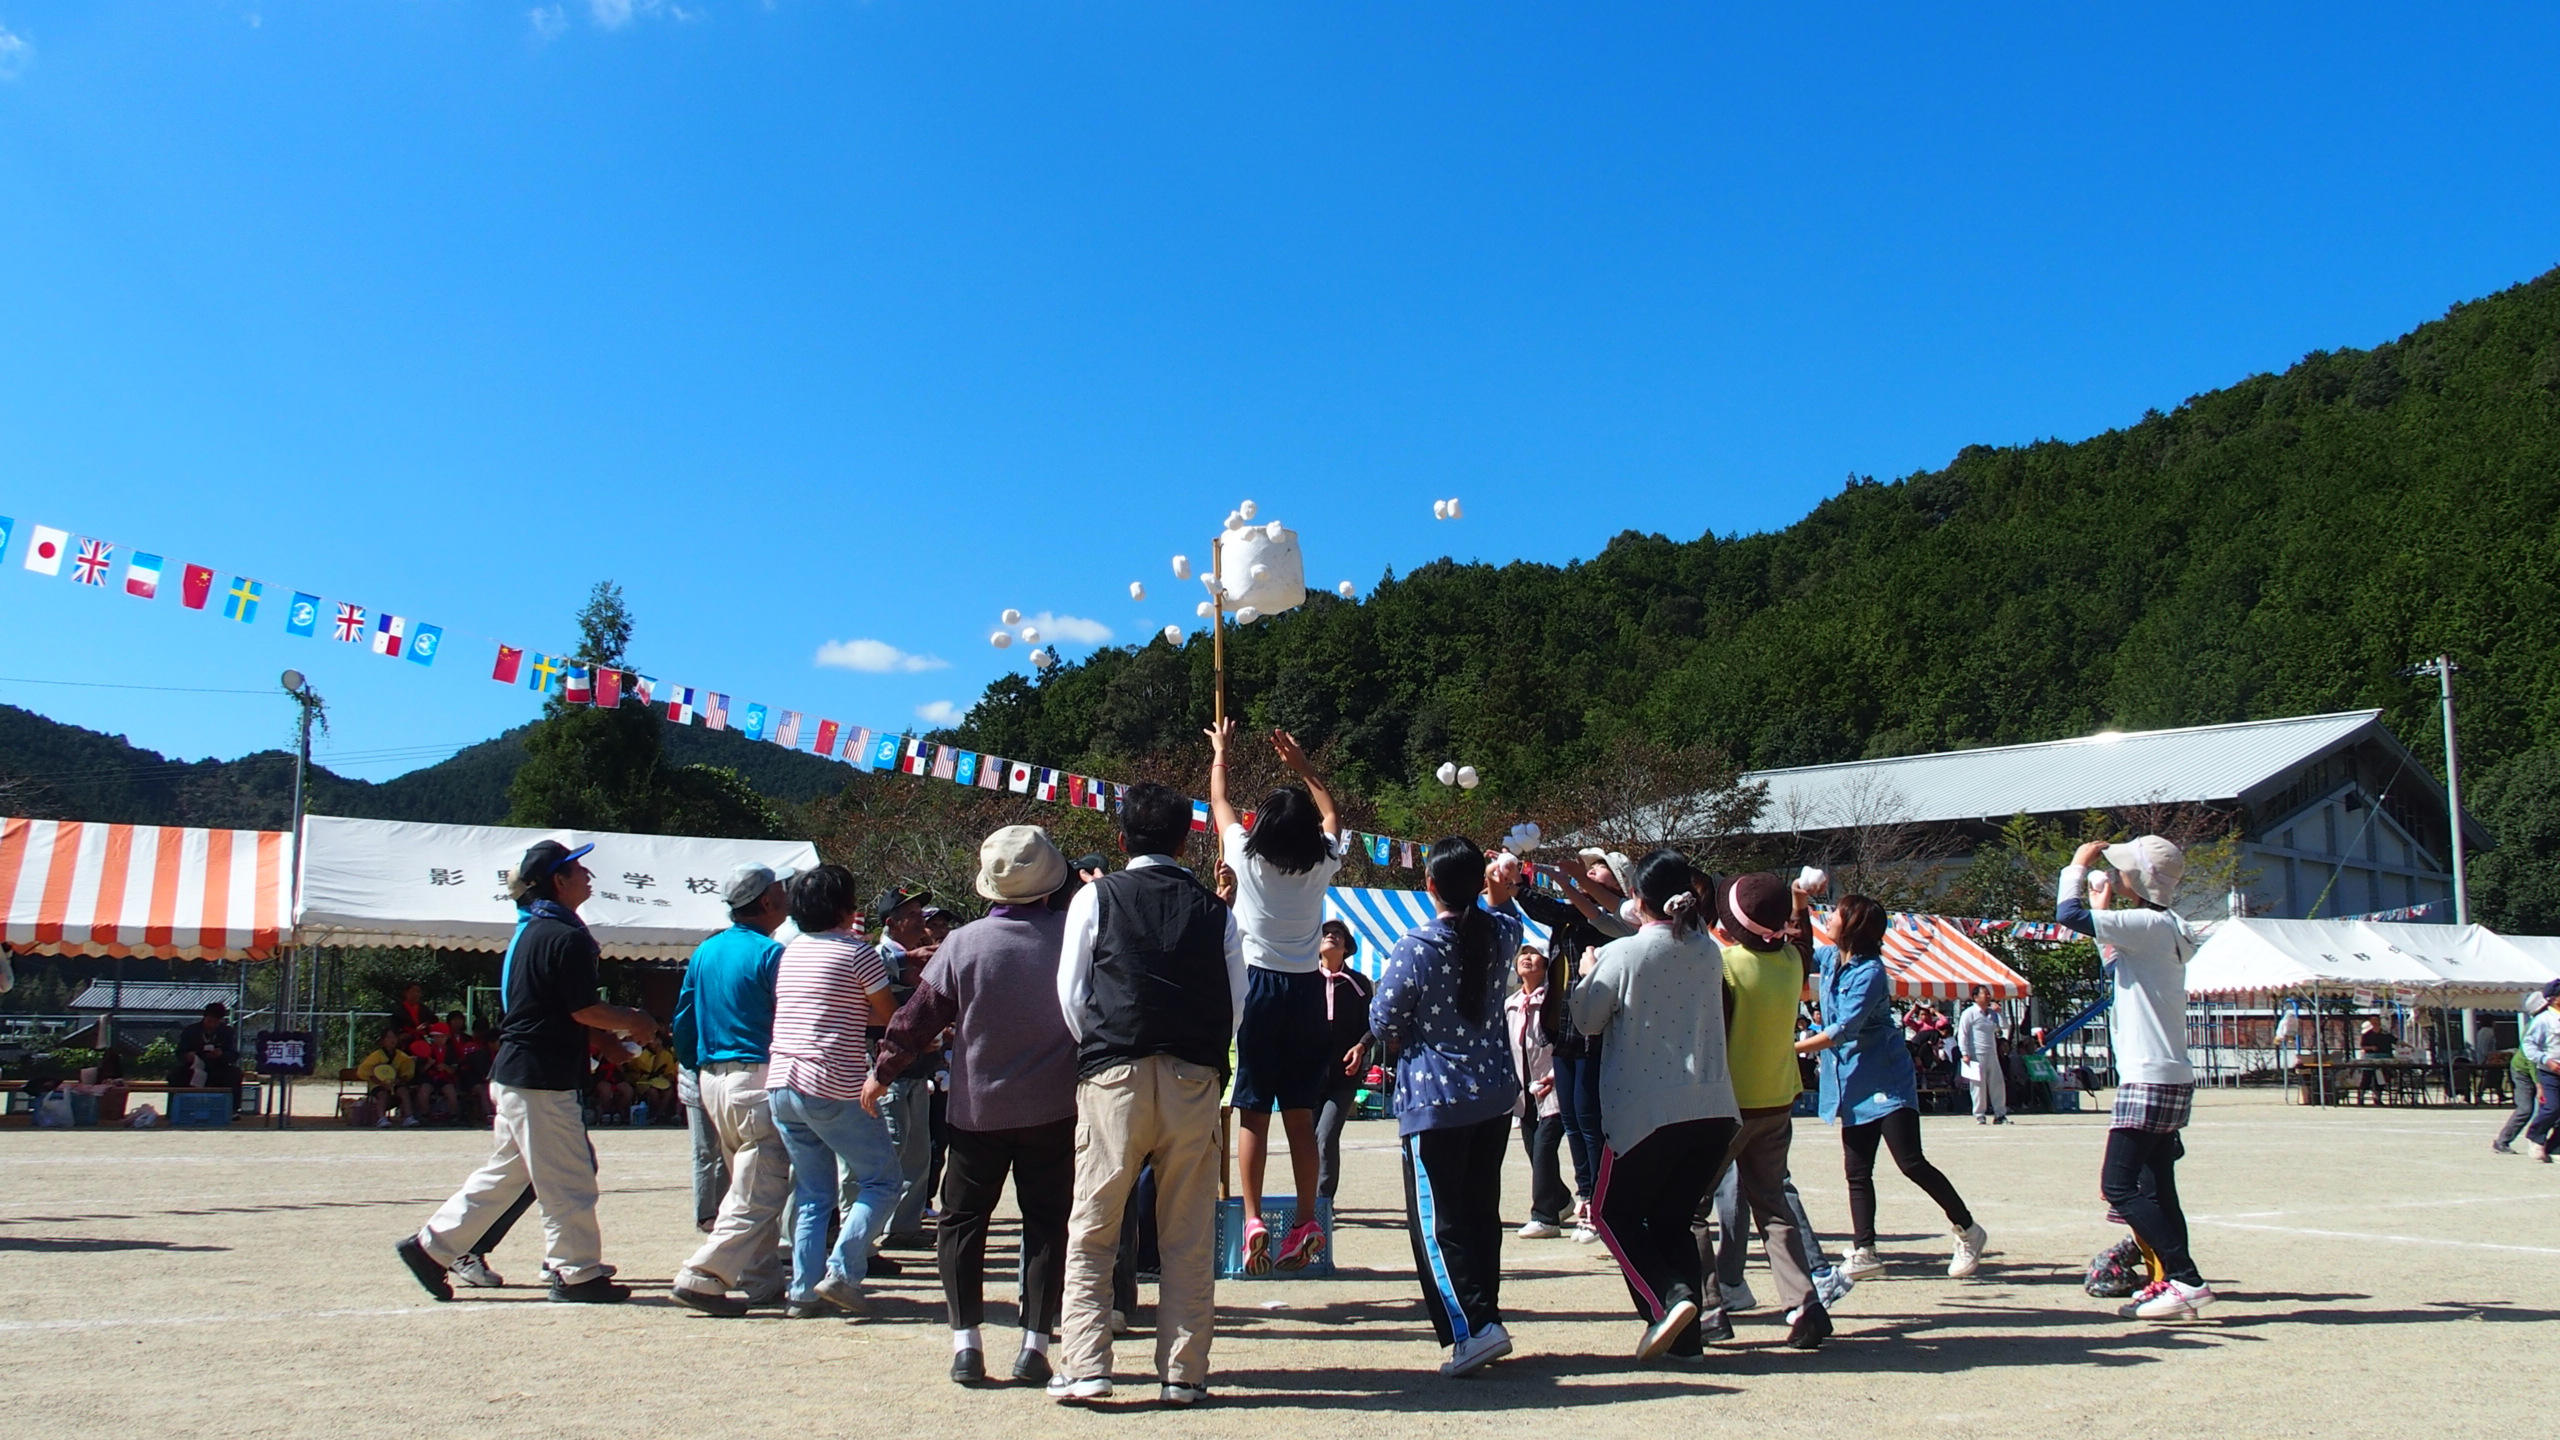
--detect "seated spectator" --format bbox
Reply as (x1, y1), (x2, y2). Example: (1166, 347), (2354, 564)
(356, 1027), (424, 1127)
(590, 1034), (635, 1123)
(167, 1002), (243, 1104)
(2355, 1015), (2399, 1105)
(417, 1026), (463, 1123)
(627, 1035), (679, 1123)
(455, 1022), (497, 1127)
(392, 983), (435, 1045)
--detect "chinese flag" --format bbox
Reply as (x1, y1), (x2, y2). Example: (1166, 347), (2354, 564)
(181, 564), (215, 611)
(813, 719), (840, 757)
(594, 668), (623, 709)
(491, 646), (523, 684)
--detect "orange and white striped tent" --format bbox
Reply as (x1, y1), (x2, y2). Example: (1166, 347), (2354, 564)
(1811, 909), (2031, 1001)
(0, 818), (295, 960)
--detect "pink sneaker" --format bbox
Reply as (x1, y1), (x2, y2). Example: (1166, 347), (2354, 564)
(1241, 1217), (1273, 1276)
(1274, 1219), (1326, 1272)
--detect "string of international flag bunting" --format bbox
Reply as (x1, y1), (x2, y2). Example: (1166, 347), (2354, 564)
(0, 510), (1438, 867)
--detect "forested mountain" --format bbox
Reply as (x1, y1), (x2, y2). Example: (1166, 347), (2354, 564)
(950, 267), (2560, 834)
(0, 705), (862, 831)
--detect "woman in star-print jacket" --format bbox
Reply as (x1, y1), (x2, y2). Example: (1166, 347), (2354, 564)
(1369, 837), (1523, 1377)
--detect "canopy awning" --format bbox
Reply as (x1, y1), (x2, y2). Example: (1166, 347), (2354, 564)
(0, 817), (293, 960)
(295, 815), (822, 961)
(2185, 918), (2557, 1002)
(1811, 910), (2032, 1001)
(1324, 888), (1552, 979)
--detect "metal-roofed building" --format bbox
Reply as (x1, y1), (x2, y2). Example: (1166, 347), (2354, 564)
(1740, 710), (2486, 920)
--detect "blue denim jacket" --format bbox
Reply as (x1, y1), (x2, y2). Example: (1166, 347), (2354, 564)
(1814, 945), (1918, 1126)
(1370, 910), (1522, 1137)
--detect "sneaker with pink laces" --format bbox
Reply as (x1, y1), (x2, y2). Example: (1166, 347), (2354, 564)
(2114, 1280), (2172, 1319)
(2133, 1279), (2216, 1320)
(1240, 1217), (1273, 1276)
(1274, 1219), (1326, 1272)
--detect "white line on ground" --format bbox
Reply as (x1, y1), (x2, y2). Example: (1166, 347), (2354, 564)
(2187, 1219), (2560, 1255)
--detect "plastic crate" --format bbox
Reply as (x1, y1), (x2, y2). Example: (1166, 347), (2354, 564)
(2049, 1088), (2083, 1113)
(1215, 1197), (1335, 1280)
(169, 1091), (233, 1127)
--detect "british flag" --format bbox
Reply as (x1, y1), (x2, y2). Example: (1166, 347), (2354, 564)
(333, 602), (367, 642)
(70, 538), (114, 586)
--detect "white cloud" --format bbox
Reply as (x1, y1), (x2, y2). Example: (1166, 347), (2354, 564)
(527, 5), (568, 41)
(815, 638), (950, 674)
(588, 0), (632, 26)
(1024, 611), (1114, 646)
(915, 700), (964, 727)
(588, 0), (699, 27)
(0, 25), (34, 80)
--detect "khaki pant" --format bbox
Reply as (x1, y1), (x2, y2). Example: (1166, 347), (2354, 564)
(1058, 1055), (1223, 1386)
(418, 1084), (606, 1286)
(1715, 1110), (1816, 1313)
(679, 1062), (791, 1293)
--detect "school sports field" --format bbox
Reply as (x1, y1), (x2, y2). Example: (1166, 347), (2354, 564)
(0, 1088), (2540, 1440)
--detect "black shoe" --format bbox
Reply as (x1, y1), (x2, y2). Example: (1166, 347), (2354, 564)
(1785, 1301), (1833, 1350)
(785, 1301), (839, 1320)
(866, 1252), (904, 1278)
(884, 1230), (934, 1251)
(1697, 1310), (1735, 1345)
(951, 1349), (986, 1385)
(1013, 1349), (1053, 1386)
(548, 1275), (632, 1304)
(395, 1236), (453, 1302)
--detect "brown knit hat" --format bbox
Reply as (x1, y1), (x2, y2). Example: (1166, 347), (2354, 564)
(1716, 872), (1794, 951)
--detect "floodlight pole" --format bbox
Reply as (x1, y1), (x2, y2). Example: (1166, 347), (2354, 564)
(2412, 656), (2468, 925)
(280, 671), (320, 1129)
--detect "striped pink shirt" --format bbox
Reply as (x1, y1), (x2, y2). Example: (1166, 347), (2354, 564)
(769, 929), (892, 1100)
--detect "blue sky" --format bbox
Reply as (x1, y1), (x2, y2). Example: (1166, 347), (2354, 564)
(1, 3), (2555, 780)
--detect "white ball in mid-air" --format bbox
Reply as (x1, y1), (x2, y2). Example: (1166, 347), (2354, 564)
(1239, 499), (1258, 520)
(1432, 499), (1449, 520)
(1130, 581), (1146, 601)
(1337, 580), (1355, 598)
(1234, 606), (1260, 624)
(1001, 608), (1022, 626)
(1172, 555), (1191, 580)
(1020, 626), (1040, 643)
(989, 631), (1013, 649)
(1225, 510), (1245, 530)
(1030, 647), (1054, 669)
(1447, 497), (1463, 519)
(1456, 765), (1480, 789)
(1435, 761), (1458, 786)
(1162, 625), (1184, 646)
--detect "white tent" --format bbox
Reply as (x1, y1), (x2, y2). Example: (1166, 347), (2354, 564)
(295, 816), (820, 960)
(2184, 918), (2442, 999)
(2462, 931), (2560, 998)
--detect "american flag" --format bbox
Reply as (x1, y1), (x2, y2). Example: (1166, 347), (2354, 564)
(333, 603), (367, 642)
(71, 538), (114, 586)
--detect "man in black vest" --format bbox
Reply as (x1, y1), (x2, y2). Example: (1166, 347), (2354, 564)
(1048, 782), (1243, 1406)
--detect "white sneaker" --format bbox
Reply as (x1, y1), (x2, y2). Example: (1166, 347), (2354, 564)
(1571, 1221), (1599, 1244)
(1840, 1245), (1885, 1280)
(1949, 1224), (1988, 1279)
(1159, 1383), (1208, 1405)
(1443, 1322), (1513, 1377)
(2132, 1278), (2216, 1320)
(1517, 1220), (1562, 1240)
(1721, 1279), (1757, 1313)
(1047, 1376), (1112, 1403)
(1637, 1299), (1699, 1360)
(1812, 1264), (1855, 1310)
(449, 1253), (504, 1288)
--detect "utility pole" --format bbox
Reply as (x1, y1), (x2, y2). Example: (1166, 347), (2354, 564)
(280, 669), (321, 1127)
(2410, 656), (2468, 924)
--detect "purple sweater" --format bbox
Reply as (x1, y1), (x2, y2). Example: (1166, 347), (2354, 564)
(874, 904), (1077, 1132)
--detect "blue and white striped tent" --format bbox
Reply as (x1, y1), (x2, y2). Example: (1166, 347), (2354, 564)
(1323, 887), (1553, 979)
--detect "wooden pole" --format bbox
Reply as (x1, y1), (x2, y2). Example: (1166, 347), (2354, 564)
(1211, 533), (1227, 726)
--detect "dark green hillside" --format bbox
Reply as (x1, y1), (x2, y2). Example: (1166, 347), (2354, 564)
(951, 267), (2560, 834)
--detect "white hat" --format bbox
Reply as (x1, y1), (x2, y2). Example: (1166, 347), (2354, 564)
(2103, 835), (2185, 907)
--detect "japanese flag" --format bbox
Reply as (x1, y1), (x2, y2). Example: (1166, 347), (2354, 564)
(22, 525), (67, 576)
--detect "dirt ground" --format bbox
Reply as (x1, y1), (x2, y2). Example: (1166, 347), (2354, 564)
(0, 1087), (2545, 1439)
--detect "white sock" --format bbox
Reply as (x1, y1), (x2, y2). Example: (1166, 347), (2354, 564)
(1020, 1329), (1050, 1356)
(952, 1327), (981, 1354)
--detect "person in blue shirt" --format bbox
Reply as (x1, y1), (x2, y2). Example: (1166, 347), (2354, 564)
(1370, 837), (1523, 1379)
(1796, 894), (1986, 1284)
(668, 861), (794, 1315)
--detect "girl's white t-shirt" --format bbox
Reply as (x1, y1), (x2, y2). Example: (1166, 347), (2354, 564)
(1222, 822), (1350, 974)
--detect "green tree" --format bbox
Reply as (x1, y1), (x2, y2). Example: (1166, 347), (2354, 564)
(507, 582), (785, 840)
(2471, 746), (2560, 933)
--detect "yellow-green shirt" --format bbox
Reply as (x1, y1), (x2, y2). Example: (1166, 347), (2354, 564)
(1720, 940), (1804, 1111)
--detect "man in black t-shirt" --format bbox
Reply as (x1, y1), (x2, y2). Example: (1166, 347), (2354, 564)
(397, 839), (659, 1304)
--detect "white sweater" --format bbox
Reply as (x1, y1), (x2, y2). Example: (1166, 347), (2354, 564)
(2059, 865), (2199, 1086)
